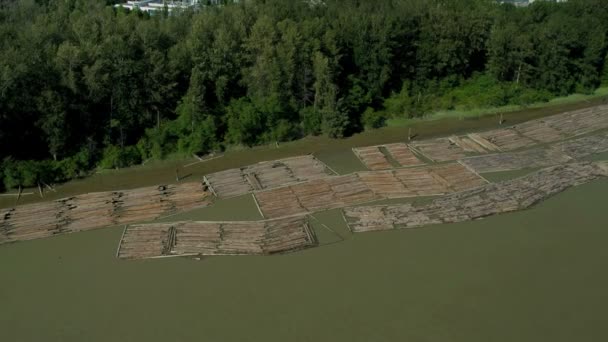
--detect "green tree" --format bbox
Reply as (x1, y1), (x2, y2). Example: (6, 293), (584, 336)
(37, 90), (68, 161)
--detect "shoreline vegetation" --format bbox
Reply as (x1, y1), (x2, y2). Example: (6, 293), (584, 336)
(386, 86), (608, 127)
(3, 0), (608, 200)
(2, 91), (607, 209)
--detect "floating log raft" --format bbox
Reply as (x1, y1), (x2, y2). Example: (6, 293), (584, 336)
(0, 182), (212, 245)
(474, 105), (608, 151)
(353, 143), (424, 170)
(550, 132), (608, 159)
(116, 216), (316, 259)
(203, 155), (335, 198)
(255, 174), (379, 218)
(466, 133), (502, 152)
(344, 162), (608, 232)
(384, 143), (424, 167)
(255, 186), (307, 218)
(326, 173), (378, 204)
(254, 163), (486, 218)
(409, 138), (474, 162)
(359, 163), (487, 198)
(542, 105), (608, 137)
(352, 146), (393, 170)
(448, 135), (491, 153)
(429, 162), (490, 192)
(512, 119), (565, 143)
(356, 105), (608, 166)
(461, 148), (573, 173)
(460, 131), (608, 173)
(476, 128), (538, 151)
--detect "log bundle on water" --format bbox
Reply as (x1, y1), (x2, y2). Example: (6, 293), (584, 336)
(404, 105), (608, 163)
(203, 155), (335, 198)
(254, 162), (487, 219)
(344, 162), (608, 233)
(116, 216), (316, 259)
(0, 182), (212, 245)
(474, 105), (608, 151)
(353, 143), (424, 170)
(460, 131), (608, 173)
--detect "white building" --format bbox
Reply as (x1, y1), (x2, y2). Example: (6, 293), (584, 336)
(499, 0), (567, 6)
(114, 0), (220, 14)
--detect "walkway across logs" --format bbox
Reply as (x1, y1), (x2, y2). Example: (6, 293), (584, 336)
(0, 182), (211, 244)
(116, 216), (316, 259)
(344, 162), (608, 233)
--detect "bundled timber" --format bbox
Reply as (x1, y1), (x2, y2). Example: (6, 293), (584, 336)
(384, 143), (424, 167)
(477, 128), (537, 151)
(542, 105), (608, 136)
(291, 180), (338, 212)
(203, 168), (252, 198)
(117, 216), (316, 259)
(115, 224), (174, 259)
(409, 138), (471, 162)
(326, 174), (378, 204)
(461, 148), (573, 173)
(0, 182), (211, 245)
(359, 163), (486, 198)
(474, 105), (608, 151)
(255, 174), (379, 219)
(448, 135), (490, 153)
(353, 143), (424, 170)
(255, 174), (380, 219)
(358, 171), (412, 198)
(550, 132), (608, 159)
(352, 146), (393, 170)
(344, 162), (608, 232)
(254, 163), (485, 218)
(203, 155), (334, 198)
(513, 120), (565, 143)
(429, 163), (489, 191)
(466, 133), (501, 152)
(392, 167), (447, 195)
(460, 132), (608, 173)
(256, 186), (306, 218)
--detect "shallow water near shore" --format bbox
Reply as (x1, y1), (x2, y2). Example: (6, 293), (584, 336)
(1, 179), (607, 341)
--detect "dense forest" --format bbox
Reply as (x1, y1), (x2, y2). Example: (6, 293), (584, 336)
(1, 0), (608, 191)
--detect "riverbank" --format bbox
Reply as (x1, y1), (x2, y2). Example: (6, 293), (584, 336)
(2, 91), (608, 209)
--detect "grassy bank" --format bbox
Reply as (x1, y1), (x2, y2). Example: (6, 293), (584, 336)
(2, 91), (607, 209)
(386, 87), (608, 127)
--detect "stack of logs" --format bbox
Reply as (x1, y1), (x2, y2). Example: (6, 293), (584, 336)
(460, 131), (608, 173)
(460, 147), (574, 173)
(475, 105), (608, 151)
(344, 162), (608, 232)
(551, 132), (608, 159)
(0, 182), (211, 244)
(407, 105), (608, 163)
(409, 138), (472, 162)
(117, 216), (316, 259)
(204, 155), (335, 198)
(353, 143), (424, 170)
(254, 163), (487, 218)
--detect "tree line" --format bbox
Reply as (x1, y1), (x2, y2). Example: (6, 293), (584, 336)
(2, 0), (608, 191)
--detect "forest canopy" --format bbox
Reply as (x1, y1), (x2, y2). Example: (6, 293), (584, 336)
(2, 0), (608, 190)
